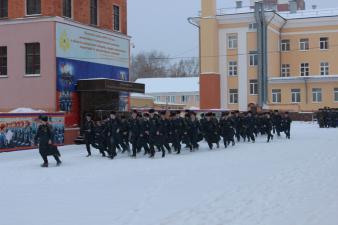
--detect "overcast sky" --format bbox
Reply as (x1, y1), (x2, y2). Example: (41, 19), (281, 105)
(128, 0), (336, 60)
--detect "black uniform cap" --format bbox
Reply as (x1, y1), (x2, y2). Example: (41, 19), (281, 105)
(110, 111), (116, 115)
(149, 109), (155, 113)
(41, 115), (48, 122)
(85, 113), (92, 118)
(160, 111), (166, 115)
(132, 110), (138, 114)
(144, 113), (150, 117)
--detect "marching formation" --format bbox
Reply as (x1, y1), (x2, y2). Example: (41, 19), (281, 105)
(81, 109), (292, 160)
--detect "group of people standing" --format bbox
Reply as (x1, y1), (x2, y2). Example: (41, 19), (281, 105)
(81, 109), (292, 160)
(316, 107), (338, 128)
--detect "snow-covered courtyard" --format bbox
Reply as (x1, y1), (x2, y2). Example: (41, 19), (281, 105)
(1, 122), (338, 225)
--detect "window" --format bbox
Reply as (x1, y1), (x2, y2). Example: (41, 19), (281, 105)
(249, 79), (258, 95)
(229, 89), (238, 104)
(320, 37), (329, 50)
(195, 95), (200, 102)
(281, 64), (290, 77)
(0, 46), (7, 76)
(90, 0), (98, 25)
(334, 88), (338, 102)
(312, 88), (322, 102)
(181, 96), (189, 103)
(170, 96), (175, 103)
(25, 43), (40, 75)
(155, 96), (161, 102)
(63, 0), (72, 18)
(249, 52), (258, 66)
(272, 89), (281, 103)
(291, 89), (301, 103)
(320, 62), (329, 76)
(228, 34), (237, 49)
(26, 0), (41, 15)
(249, 23), (257, 30)
(299, 38), (309, 51)
(113, 5), (120, 31)
(0, 0), (8, 18)
(228, 61), (238, 76)
(281, 40), (290, 51)
(300, 63), (309, 76)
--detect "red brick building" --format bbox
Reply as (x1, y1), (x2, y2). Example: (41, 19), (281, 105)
(3, 0), (127, 34)
(0, 0), (145, 147)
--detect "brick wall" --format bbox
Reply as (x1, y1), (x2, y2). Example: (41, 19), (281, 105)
(7, 0), (127, 34)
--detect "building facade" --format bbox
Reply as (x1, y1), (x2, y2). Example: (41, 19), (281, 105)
(191, 0), (338, 112)
(135, 77), (200, 110)
(0, 0), (134, 124)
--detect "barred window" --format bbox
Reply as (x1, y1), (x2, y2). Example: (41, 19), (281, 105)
(90, 0), (98, 25)
(113, 5), (120, 31)
(63, 0), (72, 18)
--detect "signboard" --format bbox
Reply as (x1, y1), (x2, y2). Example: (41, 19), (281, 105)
(55, 23), (130, 126)
(0, 113), (65, 153)
(56, 23), (129, 68)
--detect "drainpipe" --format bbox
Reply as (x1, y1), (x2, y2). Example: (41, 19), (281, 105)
(254, 3), (263, 108)
(188, 17), (201, 75)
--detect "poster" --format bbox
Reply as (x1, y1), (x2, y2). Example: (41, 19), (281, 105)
(0, 114), (65, 152)
(55, 23), (130, 125)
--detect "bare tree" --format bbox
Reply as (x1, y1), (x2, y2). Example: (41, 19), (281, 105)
(130, 50), (199, 81)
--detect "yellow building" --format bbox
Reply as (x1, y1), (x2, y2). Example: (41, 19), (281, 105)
(190, 0), (338, 112)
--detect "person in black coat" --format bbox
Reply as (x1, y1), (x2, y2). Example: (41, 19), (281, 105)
(189, 112), (201, 151)
(82, 114), (95, 157)
(232, 111), (242, 142)
(203, 112), (219, 150)
(281, 112), (292, 139)
(272, 110), (282, 136)
(107, 111), (120, 158)
(244, 111), (255, 143)
(262, 113), (274, 142)
(129, 110), (140, 157)
(220, 112), (235, 148)
(170, 112), (183, 154)
(137, 113), (150, 155)
(119, 115), (130, 154)
(35, 115), (61, 167)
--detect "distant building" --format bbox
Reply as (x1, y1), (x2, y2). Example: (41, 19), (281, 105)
(135, 77), (200, 110)
(190, 0), (338, 112)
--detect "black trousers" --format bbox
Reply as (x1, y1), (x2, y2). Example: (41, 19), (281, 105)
(41, 154), (61, 164)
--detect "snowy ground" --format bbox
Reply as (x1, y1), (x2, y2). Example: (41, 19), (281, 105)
(1, 122), (338, 225)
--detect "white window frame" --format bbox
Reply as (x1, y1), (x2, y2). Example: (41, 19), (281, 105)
(334, 88), (338, 102)
(281, 64), (290, 77)
(281, 40), (290, 52)
(299, 38), (309, 51)
(291, 89), (301, 103)
(300, 63), (309, 77)
(228, 61), (238, 76)
(272, 89), (281, 103)
(249, 23), (257, 30)
(249, 53), (258, 67)
(312, 88), (322, 103)
(229, 89), (238, 104)
(155, 96), (161, 102)
(249, 80), (258, 95)
(170, 96), (175, 103)
(320, 37), (329, 50)
(320, 62), (329, 76)
(195, 95), (200, 102)
(227, 34), (238, 49)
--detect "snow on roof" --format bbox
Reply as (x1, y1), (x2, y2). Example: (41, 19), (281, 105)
(9, 108), (46, 113)
(130, 93), (155, 100)
(278, 8), (338, 19)
(214, 7), (338, 19)
(135, 77), (199, 94)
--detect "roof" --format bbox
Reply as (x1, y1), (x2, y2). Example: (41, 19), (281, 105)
(277, 8), (338, 19)
(135, 77), (199, 94)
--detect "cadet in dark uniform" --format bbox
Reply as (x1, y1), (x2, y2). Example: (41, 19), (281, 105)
(119, 115), (130, 154)
(170, 112), (183, 154)
(82, 114), (95, 157)
(281, 112), (292, 139)
(262, 113), (274, 142)
(203, 112), (219, 150)
(107, 111), (120, 158)
(272, 110), (282, 136)
(220, 112), (235, 148)
(35, 115), (61, 167)
(137, 113), (150, 155)
(129, 110), (140, 157)
(244, 111), (255, 143)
